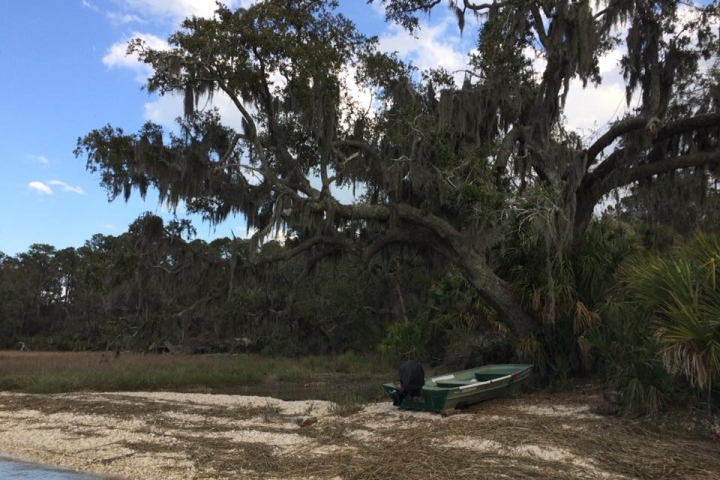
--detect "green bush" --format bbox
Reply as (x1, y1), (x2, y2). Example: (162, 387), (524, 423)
(379, 321), (424, 360)
(621, 233), (720, 411)
(500, 219), (637, 388)
(581, 231), (720, 414)
(585, 299), (674, 415)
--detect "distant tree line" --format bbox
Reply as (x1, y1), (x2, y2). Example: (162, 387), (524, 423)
(0, 213), (434, 354)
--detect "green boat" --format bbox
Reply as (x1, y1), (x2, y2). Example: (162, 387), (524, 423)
(383, 364), (532, 414)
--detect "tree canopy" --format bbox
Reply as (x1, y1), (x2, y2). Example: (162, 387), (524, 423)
(75, 0), (720, 337)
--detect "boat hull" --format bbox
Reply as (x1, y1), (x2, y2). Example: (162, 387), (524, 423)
(382, 364), (532, 413)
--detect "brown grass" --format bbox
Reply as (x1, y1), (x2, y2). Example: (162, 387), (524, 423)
(4, 389), (719, 480)
(0, 351), (395, 404)
(3, 352), (719, 479)
(278, 395), (720, 480)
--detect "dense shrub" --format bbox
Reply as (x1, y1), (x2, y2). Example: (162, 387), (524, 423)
(613, 233), (720, 412)
(389, 220), (718, 415)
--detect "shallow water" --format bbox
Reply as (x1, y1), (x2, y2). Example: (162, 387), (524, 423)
(0, 458), (102, 479)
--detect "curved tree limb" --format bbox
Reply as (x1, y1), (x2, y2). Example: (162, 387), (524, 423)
(295, 199), (540, 337)
(626, 150), (720, 183)
(586, 116), (646, 164)
(494, 126), (524, 175)
(462, 0), (495, 11)
(655, 112), (720, 142)
(588, 113), (720, 181)
(360, 228), (432, 266)
(332, 140), (382, 161)
(244, 235), (352, 268)
(586, 112), (720, 170)
(574, 150), (720, 238)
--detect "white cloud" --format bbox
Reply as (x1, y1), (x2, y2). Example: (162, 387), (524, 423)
(143, 92), (264, 187)
(519, 18), (630, 142)
(81, 0), (99, 12)
(373, 6), (633, 144)
(368, 0), (387, 17)
(561, 34), (636, 141)
(47, 180), (87, 195)
(341, 65), (374, 111)
(235, 225), (255, 238)
(523, 46), (547, 79)
(379, 18), (468, 84)
(28, 182), (53, 195)
(103, 32), (170, 84)
(116, 0), (253, 22)
(103, 32), (169, 74)
(106, 12), (145, 24)
(376, 9), (631, 139)
(140, 75), (368, 201)
(143, 92), (184, 126)
(104, 1), (367, 135)
(102, 224), (116, 230)
(144, 89), (249, 131)
(108, 0), (631, 178)
(25, 154), (49, 164)
(597, 48), (623, 75)
(517, 15), (629, 141)
(674, 4), (720, 76)
(519, 5), (717, 149)
(564, 80), (628, 136)
(120, 0), (221, 20)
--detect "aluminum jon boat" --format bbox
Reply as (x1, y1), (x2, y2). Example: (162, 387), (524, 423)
(383, 363), (533, 414)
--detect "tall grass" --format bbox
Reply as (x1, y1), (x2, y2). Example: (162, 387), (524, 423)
(0, 351), (396, 403)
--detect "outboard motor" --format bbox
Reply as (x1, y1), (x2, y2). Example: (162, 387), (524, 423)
(390, 359), (425, 406)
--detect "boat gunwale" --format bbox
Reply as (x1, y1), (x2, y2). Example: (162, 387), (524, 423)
(428, 363), (532, 381)
(382, 364), (532, 392)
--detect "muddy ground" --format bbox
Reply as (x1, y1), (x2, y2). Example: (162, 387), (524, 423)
(0, 390), (718, 480)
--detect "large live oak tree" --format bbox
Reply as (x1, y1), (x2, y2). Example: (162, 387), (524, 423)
(76, 0), (720, 338)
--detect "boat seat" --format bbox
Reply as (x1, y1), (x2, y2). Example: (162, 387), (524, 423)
(436, 380), (476, 388)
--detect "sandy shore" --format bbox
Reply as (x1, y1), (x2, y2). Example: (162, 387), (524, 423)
(0, 390), (718, 479)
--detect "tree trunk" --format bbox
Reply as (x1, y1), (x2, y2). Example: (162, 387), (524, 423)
(572, 195), (597, 246)
(454, 245), (539, 338)
(228, 236), (239, 299)
(571, 178), (609, 248)
(322, 201), (540, 338)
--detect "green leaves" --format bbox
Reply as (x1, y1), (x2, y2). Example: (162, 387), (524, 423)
(622, 232), (720, 393)
(379, 321), (425, 359)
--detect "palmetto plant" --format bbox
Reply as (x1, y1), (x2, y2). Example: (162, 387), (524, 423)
(585, 298), (673, 415)
(623, 233), (720, 411)
(499, 218), (635, 381)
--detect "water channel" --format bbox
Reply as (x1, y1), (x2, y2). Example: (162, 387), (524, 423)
(0, 457), (104, 479)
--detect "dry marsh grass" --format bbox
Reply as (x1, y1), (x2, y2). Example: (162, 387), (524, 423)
(1, 353), (719, 479)
(1, 389), (719, 480)
(0, 351), (395, 404)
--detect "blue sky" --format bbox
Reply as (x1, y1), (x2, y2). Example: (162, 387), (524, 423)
(0, 0), (642, 256)
(0, 0), (482, 255)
